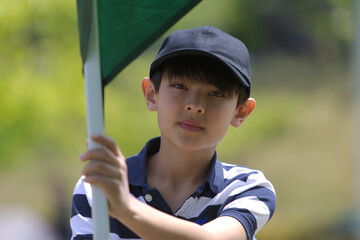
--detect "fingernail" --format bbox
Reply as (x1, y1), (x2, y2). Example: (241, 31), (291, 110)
(92, 134), (100, 138)
(79, 153), (86, 160)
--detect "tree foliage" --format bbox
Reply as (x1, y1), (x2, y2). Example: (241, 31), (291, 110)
(0, 0), (353, 165)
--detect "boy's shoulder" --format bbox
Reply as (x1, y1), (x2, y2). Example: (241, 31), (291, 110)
(221, 162), (266, 181)
(216, 161), (275, 193)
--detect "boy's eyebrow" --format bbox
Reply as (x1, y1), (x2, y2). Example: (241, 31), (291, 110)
(168, 77), (183, 82)
(166, 76), (185, 84)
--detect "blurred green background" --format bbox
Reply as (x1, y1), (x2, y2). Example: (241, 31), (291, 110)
(0, 0), (356, 239)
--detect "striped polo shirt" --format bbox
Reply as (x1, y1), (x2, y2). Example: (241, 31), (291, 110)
(71, 137), (276, 240)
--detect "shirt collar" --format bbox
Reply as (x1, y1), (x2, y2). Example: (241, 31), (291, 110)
(127, 137), (225, 193)
(127, 137), (160, 186)
(204, 153), (224, 193)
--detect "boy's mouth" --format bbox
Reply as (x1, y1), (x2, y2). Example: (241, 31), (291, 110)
(178, 120), (204, 132)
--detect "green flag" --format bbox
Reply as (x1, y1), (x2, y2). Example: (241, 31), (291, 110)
(77, 0), (201, 86)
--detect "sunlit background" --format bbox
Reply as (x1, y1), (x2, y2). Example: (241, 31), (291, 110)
(0, 0), (356, 239)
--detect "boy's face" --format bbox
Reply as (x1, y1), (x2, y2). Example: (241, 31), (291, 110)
(142, 76), (255, 152)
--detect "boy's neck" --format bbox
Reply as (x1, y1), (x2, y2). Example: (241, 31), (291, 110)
(147, 137), (216, 190)
(146, 138), (216, 212)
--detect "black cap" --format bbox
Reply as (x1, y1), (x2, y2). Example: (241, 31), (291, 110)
(150, 26), (251, 97)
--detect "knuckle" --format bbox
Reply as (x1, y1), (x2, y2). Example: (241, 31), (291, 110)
(109, 138), (116, 146)
(105, 136), (116, 147)
(118, 158), (127, 169)
(115, 147), (122, 156)
(116, 169), (124, 179)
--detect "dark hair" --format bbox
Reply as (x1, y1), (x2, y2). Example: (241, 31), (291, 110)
(150, 55), (248, 106)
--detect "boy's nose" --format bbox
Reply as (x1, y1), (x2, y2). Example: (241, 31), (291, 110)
(185, 103), (205, 114)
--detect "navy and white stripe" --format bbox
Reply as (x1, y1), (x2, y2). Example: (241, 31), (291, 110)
(71, 137), (276, 240)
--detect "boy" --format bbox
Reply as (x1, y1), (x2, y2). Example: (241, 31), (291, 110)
(71, 26), (276, 240)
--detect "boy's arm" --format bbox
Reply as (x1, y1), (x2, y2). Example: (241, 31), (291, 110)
(80, 134), (248, 240)
(117, 196), (248, 240)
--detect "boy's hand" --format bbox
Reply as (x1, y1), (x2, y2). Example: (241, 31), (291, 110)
(79, 134), (131, 218)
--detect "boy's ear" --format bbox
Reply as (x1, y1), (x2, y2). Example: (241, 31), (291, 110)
(231, 98), (256, 128)
(142, 77), (157, 111)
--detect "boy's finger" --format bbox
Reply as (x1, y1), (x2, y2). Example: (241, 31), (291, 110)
(91, 134), (122, 156)
(83, 173), (120, 197)
(82, 160), (123, 179)
(79, 148), (122, 167)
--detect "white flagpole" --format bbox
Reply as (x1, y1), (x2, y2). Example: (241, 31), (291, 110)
(83, 0), (110, 239)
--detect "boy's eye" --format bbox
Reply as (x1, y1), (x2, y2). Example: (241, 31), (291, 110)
(209, 91), (225, 97)
(171, 83), (187, 90)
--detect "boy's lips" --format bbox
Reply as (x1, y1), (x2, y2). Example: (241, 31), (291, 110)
(178, 120), (204, 132)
